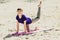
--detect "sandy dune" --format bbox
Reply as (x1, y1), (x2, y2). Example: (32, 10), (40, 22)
(0, 0), (60, 40)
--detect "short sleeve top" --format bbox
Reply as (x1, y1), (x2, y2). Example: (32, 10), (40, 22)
(16, 15), (27, 24)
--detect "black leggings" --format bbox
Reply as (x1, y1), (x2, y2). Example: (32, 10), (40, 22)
(26, 7), (41, 32)
(32, 7), (41, 23)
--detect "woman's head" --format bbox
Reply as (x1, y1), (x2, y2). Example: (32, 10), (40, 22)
(17, 8), (23, 15)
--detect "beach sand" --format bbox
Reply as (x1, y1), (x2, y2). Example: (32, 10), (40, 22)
(0, 0), (60, 40)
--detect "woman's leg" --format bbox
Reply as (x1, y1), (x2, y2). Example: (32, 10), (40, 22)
(26, 24), (30, 32)
(32, 7), (41, 22)
(37, 7), (41, 18)
(32, 1), (42, 23)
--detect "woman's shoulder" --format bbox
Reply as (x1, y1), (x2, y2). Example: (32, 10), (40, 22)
(22, 14), (26, 17)
(16, 15), (19, 18)
(22, 14), (27, 19)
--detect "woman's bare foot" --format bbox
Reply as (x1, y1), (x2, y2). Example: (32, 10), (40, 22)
(38, 1), (42, 7)
(34, 27), (39, 31)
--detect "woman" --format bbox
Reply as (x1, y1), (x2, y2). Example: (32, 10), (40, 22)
(16, 1), (42, 34)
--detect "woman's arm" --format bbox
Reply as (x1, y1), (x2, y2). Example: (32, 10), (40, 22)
(16, 20), (19, 32)
(24, 20), (27, 32)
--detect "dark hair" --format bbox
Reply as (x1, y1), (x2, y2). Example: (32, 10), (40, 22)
(17, 8), (23, 11)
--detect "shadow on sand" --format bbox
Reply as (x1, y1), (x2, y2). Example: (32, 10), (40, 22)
(3, 32), (33, 40)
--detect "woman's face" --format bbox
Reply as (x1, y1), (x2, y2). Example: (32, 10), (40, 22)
(17, 10), (23, 15)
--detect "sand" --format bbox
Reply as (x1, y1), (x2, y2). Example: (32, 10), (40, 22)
(0, 0), (60, 40)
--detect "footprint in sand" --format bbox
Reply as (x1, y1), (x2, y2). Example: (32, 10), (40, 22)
(55, 29), (60, 31)
(26, 37), (29, 39)
(0, 24), (5, 26)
